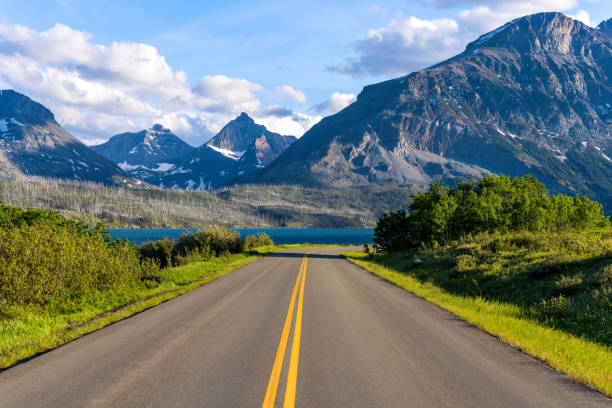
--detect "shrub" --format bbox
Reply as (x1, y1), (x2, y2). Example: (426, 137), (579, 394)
(175, 227), (242, 257)
(0, 220), (152, 309)
(244, 233), (274, 250)
(373, 210), (412, 251)
(138, 238), (176, 269)
(0, 204), (69, 229)
(138, 226), (244, 268)
(374, 175), (610, 251)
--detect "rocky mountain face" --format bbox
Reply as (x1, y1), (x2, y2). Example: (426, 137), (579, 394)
(243, 12), (612, 210)
(206, 112), (296, 167)
(94, 113), (296, 190)
(155, 113), (296, 189)
(92, 124), (193, 182)
(0, 90), (131, 185)
(598, 17), (612, 37)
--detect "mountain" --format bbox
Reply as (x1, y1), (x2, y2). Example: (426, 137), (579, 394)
(94, 113), (296, 190)
(156, 113), (296, 189)
(92, 124), (194, 182)
(242, 12), (612, 210)
(0, 90), (131, 184)
(152, 145), (237, 190)
(598, 17), (612, 37)
(206, 112), (296, 164)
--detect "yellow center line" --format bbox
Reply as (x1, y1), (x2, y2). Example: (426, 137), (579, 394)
(261, 255), (306, 408)
(283, 255), (307, 408)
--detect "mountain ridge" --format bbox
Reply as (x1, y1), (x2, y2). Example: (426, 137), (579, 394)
(94, 112), (296, 190)
(92, 124), (194, 183)
(0, 90), (132, 185)
(240, 12), (612, 210)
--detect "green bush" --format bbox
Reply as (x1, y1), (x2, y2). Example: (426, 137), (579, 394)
(244, 233), (274, 250)
(138, 226), (244, 268)
(139, 238), (176, 269)
(174, 227), (242, 257)
(373, 210), (412, 252)
(0, 204), (67, 228)
(374, 175), (610, 251)
(0, 220), (154, 309)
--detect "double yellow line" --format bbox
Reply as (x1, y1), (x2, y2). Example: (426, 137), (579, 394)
(262, 254), (309, 408)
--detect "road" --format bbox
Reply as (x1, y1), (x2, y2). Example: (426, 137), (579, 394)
(0, 248), (609, 407)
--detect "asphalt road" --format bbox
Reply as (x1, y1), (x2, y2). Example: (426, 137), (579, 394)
(0, 248), (609, 407)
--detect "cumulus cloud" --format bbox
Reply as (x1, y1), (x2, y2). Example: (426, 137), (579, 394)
(422, 0), (578, 8)
(0, 22), (320, 144)
(569, 9), (594, 26)
(329, 16), (461, 77)
(310, 92), (357, 115)
(330, 0), (586, 77)
(256, 112), (322, 137)
(272, 85), (308, 105)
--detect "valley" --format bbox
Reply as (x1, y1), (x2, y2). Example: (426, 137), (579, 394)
(0, 7), (610, 406)
(0, 176), (409, 228)
(0, 13), (609, 220)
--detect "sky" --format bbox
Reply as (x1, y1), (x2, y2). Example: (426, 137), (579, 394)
(0, 0), (609, 145)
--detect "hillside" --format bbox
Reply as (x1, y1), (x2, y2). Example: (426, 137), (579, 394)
(242, 13), (612, 210)
(0, 90), (131, 185)
(0, 177), (406, 227)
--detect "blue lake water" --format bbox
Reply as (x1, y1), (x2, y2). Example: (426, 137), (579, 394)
(108, 228), (374, 246)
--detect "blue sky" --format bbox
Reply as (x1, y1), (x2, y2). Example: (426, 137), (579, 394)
(0, 0), (609, 145)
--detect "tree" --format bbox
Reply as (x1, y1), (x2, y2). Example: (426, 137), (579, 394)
(373, 210), (412, 251)
(373, 175), (610, 252)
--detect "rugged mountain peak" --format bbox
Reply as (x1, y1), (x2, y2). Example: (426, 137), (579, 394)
(0, 90), (129, 184)
(597, 17), (612, 37)
(94, 112), (297, 191)
(0, 89), (55, 125)
(464, 12), (602, 56)
(237, 112), (254, 122)
(92, 125), (194, 179)
(206, 113), (266, 153)
(149, 123), (172, 133)
(242, 12), (612, 211)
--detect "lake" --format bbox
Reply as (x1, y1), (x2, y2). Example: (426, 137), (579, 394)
(108, 228), (374, 246)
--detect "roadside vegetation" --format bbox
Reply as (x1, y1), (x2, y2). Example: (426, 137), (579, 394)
(0, 203), (280, 368)
(353, 175), (612, 396)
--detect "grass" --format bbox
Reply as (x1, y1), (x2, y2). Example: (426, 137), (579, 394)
(344, 229), (612, 397)
(0, 244), (324, 369)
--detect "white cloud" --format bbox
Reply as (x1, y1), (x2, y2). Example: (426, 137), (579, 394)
(331, 1), (586, 77)
(422, 0), (578, 8)
(272, 85), (308, 105)
(569, 10), (594, 26)
(0, 22), (320, 144)
(329, 16), (462, 77)
(255, 112), (322, 137)
(193, 75), (263, 111)
(310, 92), (357, 115)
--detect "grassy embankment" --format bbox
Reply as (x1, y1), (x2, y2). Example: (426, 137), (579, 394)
(344, 229), (612, 396)
(0, 242), (326, 369)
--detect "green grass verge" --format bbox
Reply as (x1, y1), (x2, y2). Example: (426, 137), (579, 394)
(0, 244), (325, 369)
(343, 241), (612, 397)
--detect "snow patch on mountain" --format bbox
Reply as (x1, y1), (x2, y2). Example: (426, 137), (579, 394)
(118, 161), (141, 171)
(207, 144), (245, 160)
(473, 18), (520, 46)
(152, 162), (174, 172)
